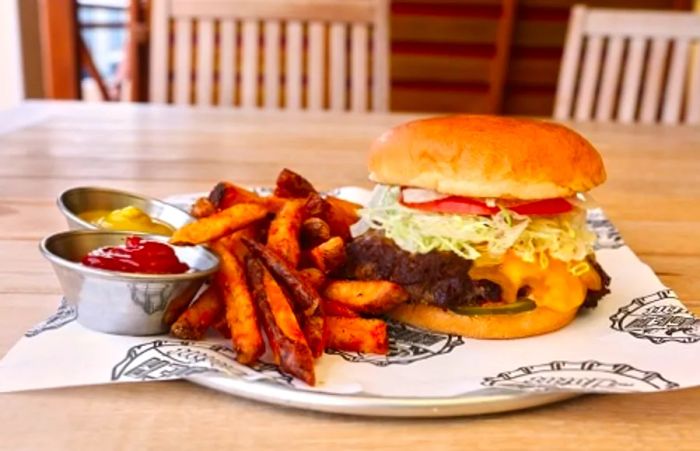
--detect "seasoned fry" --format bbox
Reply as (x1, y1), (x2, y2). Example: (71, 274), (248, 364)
(162, 282), (201, 326)
(246, 258), (316, 385)
(303, 310), (326, 358)
(217, 226), (261, 262)
(209, 181), (285, 212)
(308, 237), (346, 274)
(300, 217), (331, 247)
(170, 286), (223, 340)
(303, 192), (326, 217)
(326, 317), (388, 354)
(267, 198), (305, 267)
(298, 267), (326, 291)
(323, 196), (360, 240)
(321, 299), (360, 318)
(213, 315), (231, 339)
(242, 238), (321, 316)
(191, 197), (216, 218)
(212, 241), (264, 365)
(171, 203), (267, 245)
(323, 280), (409, 314)
(274, 168), (317, 198)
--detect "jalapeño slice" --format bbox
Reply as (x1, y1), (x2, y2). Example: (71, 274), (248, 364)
(451, 298), (536, 316)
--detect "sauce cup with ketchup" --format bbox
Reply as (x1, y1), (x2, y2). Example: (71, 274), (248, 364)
(40, 230), (219, 335)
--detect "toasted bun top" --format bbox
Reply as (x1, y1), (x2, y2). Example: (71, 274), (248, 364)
(368, 115), (606, 199)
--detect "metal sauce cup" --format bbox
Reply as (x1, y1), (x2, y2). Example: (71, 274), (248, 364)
(57, 187), (193, 234)
(40, 230), (219, 336)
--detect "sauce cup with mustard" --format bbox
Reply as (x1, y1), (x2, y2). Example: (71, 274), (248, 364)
(58, 187), (193, 236)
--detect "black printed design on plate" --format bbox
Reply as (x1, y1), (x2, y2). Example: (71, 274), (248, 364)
(587, 208), (624, 250)
(610, 289), (700, 344)
(24, 298), (78, 337)
(111, 340), (293, 385)
(326, 320), (464, 366)
(482, 360), (679, 393)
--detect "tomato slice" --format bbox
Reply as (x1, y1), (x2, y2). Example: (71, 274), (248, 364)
(401, 196), (498, 215)
(400, 190), (573, 216)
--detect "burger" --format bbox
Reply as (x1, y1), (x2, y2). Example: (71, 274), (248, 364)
(344, 115), (611, 339)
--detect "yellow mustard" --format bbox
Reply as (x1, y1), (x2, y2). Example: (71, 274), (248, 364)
(79, 206), (174, 236)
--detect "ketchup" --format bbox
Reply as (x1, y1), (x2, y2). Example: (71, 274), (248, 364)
(81, 236), (190, 274)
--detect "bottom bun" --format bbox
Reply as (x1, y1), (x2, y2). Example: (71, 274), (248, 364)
(388, 303), (578, 339)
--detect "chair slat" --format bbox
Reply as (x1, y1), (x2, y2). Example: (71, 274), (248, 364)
(595, 36), (624, 122)
(173, 18), (193, 105)
(618, 37), (646, 124)
(661, 38), (690, 125)
(329, 22), (347, 111)
(241, 19), (259, 108)
(554, 5), (586, 120)
(285, 20), (303, 110)
(686, 45), (700, 124)
(574, 35), (603, 121)
(148, 0), (169, 103)
(350, 23), (368, 112)
(371, 0), (389, 111)
(263, 20), (281, 109)
(218, 19), (236, 106)
(307, 21), (325, 111)
(640, 38), (669, 124)
(196, 18), (215, 106)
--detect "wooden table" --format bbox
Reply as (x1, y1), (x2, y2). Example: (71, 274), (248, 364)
(1, 101), (698, 450)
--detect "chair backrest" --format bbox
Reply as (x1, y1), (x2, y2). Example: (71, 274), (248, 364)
(554, 5), (700, 125)
(149, 0), (389, 112)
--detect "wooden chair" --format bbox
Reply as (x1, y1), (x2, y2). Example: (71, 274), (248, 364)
(554, 5), (700, 125)
(149, 0), (389, 112)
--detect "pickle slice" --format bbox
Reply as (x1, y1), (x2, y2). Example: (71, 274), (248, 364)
(451, 298), (536, 316)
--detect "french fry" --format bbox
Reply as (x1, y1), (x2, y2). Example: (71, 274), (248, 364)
(303, 192), (326, 217)
(298, 267), (326, 291)
(162, 282), (201, 326)
(170, 286), (223, 340)
(213, 315), (231, 339)
(308, 237), (346, 274)
(209, 181), (285, 212)
(303, 310), (326, 358)
(217, 226), (261, 262)
(191, 197), (216, 218)
(212, 241), (264, 365)
(321, 299), (360, 318)
(326, 317), (388, 354)
(323, 196), (360, 240)
(267, 198), (305, 268)
(274, 168), (317, 198)
(323, 280), (409, 315)
(246, 258), (316, 385)
(242, 238), (321, 316)
(171, 203), (267, 245)
(300, 217), (331, 247)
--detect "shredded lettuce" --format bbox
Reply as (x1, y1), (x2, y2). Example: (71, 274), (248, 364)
(354, 185), (596, 265)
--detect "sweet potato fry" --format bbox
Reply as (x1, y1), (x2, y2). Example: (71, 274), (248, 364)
(171, 203), (267, 245)
(303, 310), (326, 358)
(300, 217), (331, 247)
(326, 317), (388, 354)
(162, 282), (201, 326)
(246, 258), (316, 385)
(170, 286), (223, 340)
(308, 237), (346, 274)
(274, 168), (317, 198)
(298, 267), (326, 291)
(209, 181), (285, 212)
(321, 299), (360, 318)
(323, 280), (409, 315)
(242, 238), (321, 316)
(212, 241), (264, 365)
(191, 197), (216, 218)
(217, 226), (261, 262)
(267, 198), (305, 267)
(323, 196), (360, 240)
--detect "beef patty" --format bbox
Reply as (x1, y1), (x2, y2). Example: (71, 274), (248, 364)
(343, 230), (610, 310)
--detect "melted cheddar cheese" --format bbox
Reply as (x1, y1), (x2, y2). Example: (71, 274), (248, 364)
(469, 251), (602, 313)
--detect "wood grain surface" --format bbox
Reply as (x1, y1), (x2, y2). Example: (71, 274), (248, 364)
(0, 101), (698, 450)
